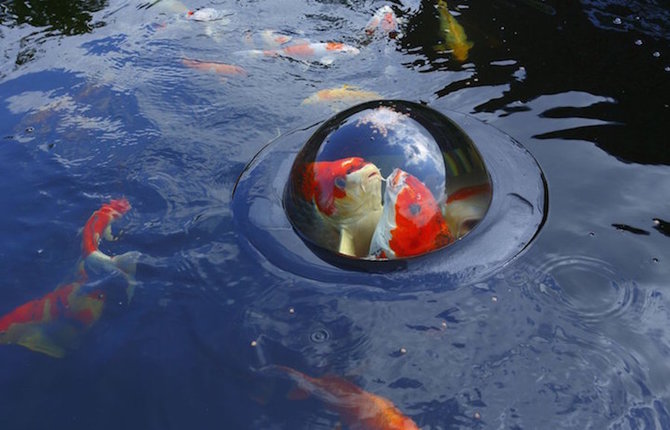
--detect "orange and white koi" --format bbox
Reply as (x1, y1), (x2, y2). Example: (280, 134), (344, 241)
(301, 85), (382, 109)
(434, 0), (473, 62)
(365, 5), (400, 38)
(186, 8), (231, 22)
(239, 41), (360, 65)
(297, 157), (382, 257)
(82, 198), (137, 280)
(369, 168), (453, 259)
(443, 183), (491, 239)
(266, 365), (420, 430)
(260, 29), (293, 48)
(182, 58), (248, 76)
(0, 273), (105, 358)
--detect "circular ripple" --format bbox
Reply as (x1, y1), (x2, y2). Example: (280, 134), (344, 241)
(524, 255), (637, 323)
(309, 328), (331, 343)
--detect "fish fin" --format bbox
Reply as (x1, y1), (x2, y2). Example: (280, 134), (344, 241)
(338, 229), (356, 257)
(6, 324), (67, 358)
(112, 251), (140, 278)
(111, 251), (141, 301)
(319, 56), (334, 66)
(286, 386), (311, 400)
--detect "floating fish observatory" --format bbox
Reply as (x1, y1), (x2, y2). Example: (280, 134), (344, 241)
(233, 100), (546, 287)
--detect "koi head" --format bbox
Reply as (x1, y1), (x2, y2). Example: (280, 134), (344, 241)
(443, 183), (491, 238)
(108, 198), (131, 216)
(365, 6), (399, 37)
(300, 157), (382, 225)
(370, 168), (452, 259)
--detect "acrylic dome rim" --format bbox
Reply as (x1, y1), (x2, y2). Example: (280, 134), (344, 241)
(232, 101), (547, 289)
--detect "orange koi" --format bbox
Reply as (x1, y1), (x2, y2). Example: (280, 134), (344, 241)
(268, 365), (420, 430)
(182, 58), (248, 76)
(0, 273), (105, 358)
(297, 157), (383, 257)
(370, 168), (453, 259)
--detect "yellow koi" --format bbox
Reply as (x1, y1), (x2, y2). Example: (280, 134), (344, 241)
(435, 0), (473, 62)
(302, 85), (382, 109)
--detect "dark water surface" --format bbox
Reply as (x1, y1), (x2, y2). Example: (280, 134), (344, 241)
(1, 0), (670, 428)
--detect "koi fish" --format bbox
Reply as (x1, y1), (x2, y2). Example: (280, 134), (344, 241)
(182, 58), (248, 76)
(295, 157), (383, 257)
(260, 29), (293, 48)
(434, 0), (473, 62)
(0, 274), (105, 358)
(369, 168), (453, 259)
(239, 41), (360, 65)
(186, 8), (231, 22)
(264, 365), (420, 429)
(443, 183), (491, 239)
(82, 198), (138, 281)
(301, 85), (382, 110)
(365, 5), (400, 38)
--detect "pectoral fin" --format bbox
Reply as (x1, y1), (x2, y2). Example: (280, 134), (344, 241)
(3, 323), (67, 358)
(338, 229), (357, 257)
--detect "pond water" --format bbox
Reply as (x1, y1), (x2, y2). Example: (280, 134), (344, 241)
(1, 0), (669, 428)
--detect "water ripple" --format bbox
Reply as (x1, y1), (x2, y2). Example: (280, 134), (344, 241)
(511, 254), (637, 324)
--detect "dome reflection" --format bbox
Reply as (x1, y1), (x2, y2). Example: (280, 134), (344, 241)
(284, 100), (491, 260)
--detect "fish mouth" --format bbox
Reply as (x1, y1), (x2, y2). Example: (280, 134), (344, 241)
(368, 171), (380, 179)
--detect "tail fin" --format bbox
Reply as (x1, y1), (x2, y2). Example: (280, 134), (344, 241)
(112, 251), (141, 302)
(112, 251), (140, 278)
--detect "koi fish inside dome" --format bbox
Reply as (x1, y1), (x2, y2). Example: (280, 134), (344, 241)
(284, 100), (492, 261)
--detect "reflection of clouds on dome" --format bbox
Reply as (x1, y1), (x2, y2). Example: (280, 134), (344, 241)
(387, 118), (443, 170)
(357, 106), (443, 170)
(356, 106), (406, 137)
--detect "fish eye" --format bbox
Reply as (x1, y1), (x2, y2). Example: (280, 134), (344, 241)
(409, 203), (421, 215)
(334, 176), (347, 189)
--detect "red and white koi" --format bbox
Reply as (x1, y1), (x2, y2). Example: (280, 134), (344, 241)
(239, 41), (360, 65)
(369, 168), (453, 259)
(186, 8), (231, 22)
(82, 198), (138, 280)
(297, 157), (382, 257)
(365, 5), (400, 38)
(0, 274), (105, 358)
(265, 365), (421, 430)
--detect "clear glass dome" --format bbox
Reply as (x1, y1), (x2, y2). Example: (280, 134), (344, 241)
(284, 100), (492, 260)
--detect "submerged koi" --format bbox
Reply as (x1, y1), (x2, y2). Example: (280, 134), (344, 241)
(186, 8), (231, 22)
(0, 274), (105, 358)
(369, 168), (453, 259)
(239, 41), (360, 65)
(265, 365), (420, 430)
(435, 0), (473, 62)
(365, 5), (400, 38)
(443, 183), (491, 239)
(82, 198), (137, 281)
(182, 58), (248, 76)
(301, 85), (383, 109)
(296, 157), (382, 257)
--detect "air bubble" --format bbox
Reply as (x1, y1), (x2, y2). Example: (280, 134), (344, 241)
(309, 328), (330, 343)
